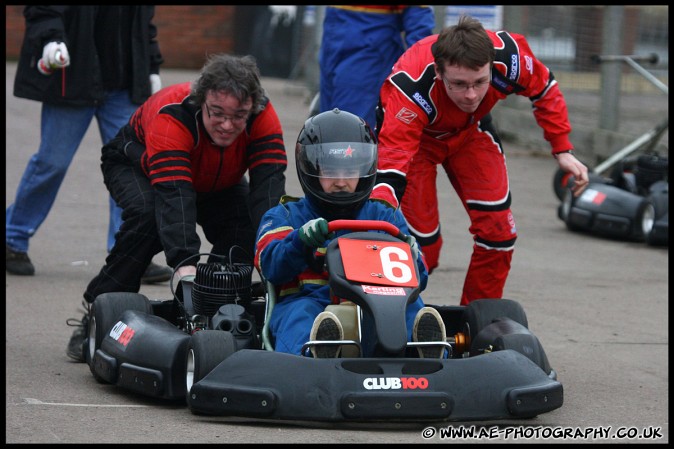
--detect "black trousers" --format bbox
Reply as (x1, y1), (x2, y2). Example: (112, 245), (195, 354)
(84, 158), (255, 303)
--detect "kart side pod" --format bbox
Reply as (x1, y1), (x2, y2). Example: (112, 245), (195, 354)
(92, 310), (191, 400)
(559, 182), (654, 241)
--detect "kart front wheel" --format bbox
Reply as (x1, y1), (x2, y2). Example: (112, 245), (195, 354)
(87, 292), (151, 382)
(553, 168), (576, 201)
(185, 330), (237, 394)
(552, 165), (604, 201)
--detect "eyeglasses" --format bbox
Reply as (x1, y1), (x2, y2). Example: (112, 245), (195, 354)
(204, 103), (250, 125)
(441, 77), (490, 92)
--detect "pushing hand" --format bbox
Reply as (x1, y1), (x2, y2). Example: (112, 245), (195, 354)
(298, 218), (332, 247)
(556, 152), (589, 196)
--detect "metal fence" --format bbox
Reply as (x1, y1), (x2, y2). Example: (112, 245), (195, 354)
(499, 5), (668, 93)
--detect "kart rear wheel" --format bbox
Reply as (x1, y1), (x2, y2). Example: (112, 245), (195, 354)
(185, 330), (236, 394)
(87, 292), (151, 382)
(470, 319), (553, 374)
(462, 299), (528, 349)
(635, 200), (656, 240)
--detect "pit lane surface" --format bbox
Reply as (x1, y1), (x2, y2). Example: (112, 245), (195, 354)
(5, 62), (668, 444)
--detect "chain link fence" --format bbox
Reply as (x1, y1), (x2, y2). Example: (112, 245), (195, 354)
(502, 5), (668, 92)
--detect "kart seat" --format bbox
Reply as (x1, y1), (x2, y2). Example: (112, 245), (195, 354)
(261, 280), (362, 356)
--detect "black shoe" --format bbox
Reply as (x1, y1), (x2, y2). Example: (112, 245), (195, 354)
(141, 261), (172, 284)
(66, 303), (90, 363)
(309, 311), (343, 358)
(412, 307), (447, 359)
(6, 244), (35, 276)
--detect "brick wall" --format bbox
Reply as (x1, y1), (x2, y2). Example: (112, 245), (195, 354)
(5, 5), (236, 69)
(5, 5), (25, 58)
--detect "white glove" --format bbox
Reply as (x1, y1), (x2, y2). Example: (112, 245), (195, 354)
(269, 5), (297, 27)
(150, 74), (162, 95)
(38, 41), (70, 75)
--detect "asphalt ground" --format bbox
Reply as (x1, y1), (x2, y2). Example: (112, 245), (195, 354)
(5, 61), (669, 443)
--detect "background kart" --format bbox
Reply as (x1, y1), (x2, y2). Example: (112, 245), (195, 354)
(557, 153), (668, 246)
(86, 220), (563, 422)
(553, 53), (667, 246)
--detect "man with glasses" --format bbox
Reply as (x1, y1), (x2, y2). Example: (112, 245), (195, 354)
(66, 54), (288, 362)
(372, 15), (588, 305)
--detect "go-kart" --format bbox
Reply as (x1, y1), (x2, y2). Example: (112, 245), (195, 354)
(557, 153), (668, 246)
(553, 53), (667, 246)
(86, 220), (563, 422)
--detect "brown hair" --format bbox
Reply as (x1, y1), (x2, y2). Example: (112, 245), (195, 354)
(432, 15), (495, 75)
(191, 53), (265, 113)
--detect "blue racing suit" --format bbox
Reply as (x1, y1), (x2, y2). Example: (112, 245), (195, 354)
(319, 5), (435, 127)
(254, 195), (428, 356)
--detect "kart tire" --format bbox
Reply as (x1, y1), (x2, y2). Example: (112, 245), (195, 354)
(462, 299), (528, 347)
(558, 189), (579, 231)
(635, 154), (668, 191)
(87, 292), (152, 383)
(553, 167), (574, 201)
(646, 214), (668, 246)
(185, 330), (237, 394)
(628, 199), (656, 242)
(552, 165), (604, 201)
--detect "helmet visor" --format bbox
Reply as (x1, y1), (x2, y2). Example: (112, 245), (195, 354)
(298, 141), (377, 180)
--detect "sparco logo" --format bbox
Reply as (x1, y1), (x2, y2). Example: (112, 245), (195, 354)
(412, 92), (432, 114)
(363, 377), (429, 390)
(510, 54), (518, 80)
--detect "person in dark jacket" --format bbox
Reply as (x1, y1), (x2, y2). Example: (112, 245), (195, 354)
(66, 53), (289, 362)
(6, 6), (170, 284)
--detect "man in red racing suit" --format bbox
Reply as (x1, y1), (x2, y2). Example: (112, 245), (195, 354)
(372, 16), (588, 305)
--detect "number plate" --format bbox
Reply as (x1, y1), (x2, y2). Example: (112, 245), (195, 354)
(338, 238), (418, 287)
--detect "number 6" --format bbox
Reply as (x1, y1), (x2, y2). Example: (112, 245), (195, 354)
(380, 246), (413, 283)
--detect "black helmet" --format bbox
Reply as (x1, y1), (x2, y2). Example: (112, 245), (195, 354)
(296, 109), (378, 220)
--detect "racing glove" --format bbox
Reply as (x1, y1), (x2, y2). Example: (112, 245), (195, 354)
(150, 74), (162, 95)
(298, 218), (332, 247)
(405, 234), (420, 262)
(38, 41), (70, 75)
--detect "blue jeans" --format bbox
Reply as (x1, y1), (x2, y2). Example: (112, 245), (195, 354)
(6, 89), (137, 253)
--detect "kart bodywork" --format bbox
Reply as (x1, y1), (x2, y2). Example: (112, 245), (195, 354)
(86, 220), (563, 422)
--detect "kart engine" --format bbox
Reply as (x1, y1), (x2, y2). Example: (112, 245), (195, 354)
(192, 262), (253, 316)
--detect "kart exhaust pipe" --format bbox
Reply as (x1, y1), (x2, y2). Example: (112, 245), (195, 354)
(217, 317), (253, 335)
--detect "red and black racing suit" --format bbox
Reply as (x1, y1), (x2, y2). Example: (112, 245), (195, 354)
(84, 82), (287, 302)
(372, 32), (573, 305)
